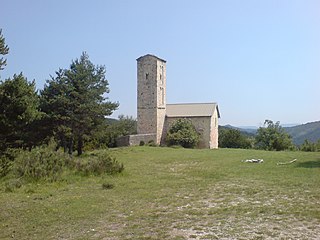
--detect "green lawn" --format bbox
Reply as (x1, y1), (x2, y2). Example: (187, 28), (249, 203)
(1, 147), (319, 239)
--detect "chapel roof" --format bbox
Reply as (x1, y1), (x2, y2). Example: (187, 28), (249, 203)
(166, 103), (220, 118)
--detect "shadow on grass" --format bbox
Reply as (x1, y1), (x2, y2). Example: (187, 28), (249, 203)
(296, 159), (320, 168)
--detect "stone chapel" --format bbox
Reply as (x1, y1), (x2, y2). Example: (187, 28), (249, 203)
(117, 54), (220, 149)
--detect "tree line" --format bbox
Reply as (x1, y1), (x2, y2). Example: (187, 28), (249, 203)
(219, 120), (320, 151)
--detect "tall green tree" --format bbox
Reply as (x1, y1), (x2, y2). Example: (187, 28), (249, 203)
(0, 29), (9, 71)
(255, 120), (293, 151)
(40, 52), (119, 155)
(39, 69), (73, 152)
(0, 73), (41, 151)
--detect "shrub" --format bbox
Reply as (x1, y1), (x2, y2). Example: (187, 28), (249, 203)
(0, 156), (11, 178)
(300, 140), (316, 152)
(166, 119), (200, 148)
(102, 182), (114, 190)
(2, 142), (123, 185)
(13, 145), (69, 181)
(73, 151), (124, 176)
(0, 149), (16, 178)
(4, 179), (22, 192)
(219, 128), (252, 149)
(147, 140), (157, 147)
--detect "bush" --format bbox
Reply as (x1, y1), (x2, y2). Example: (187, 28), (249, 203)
(0, 149), (16, 178)
(219, 128), (252, 149)
(166, 119), (200, 148)
(13, 145), (69, 181)
(147, 140), (157, 147)
(300, 140), (317, 152)
(73, 151), (124, 176)
(102, 182), (114, 190)
(0, 156), (11, 178)
(4, 179), (22, 192)
(1, 142), (124, 187)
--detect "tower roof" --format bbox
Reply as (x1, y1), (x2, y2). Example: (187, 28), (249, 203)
(136, 54), (166, 63)
(166, 103), (220, 118)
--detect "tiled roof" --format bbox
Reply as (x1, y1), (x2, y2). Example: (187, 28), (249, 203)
(166, 103), (220, 118)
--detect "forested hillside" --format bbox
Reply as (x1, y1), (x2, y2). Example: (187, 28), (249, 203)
(284, 121), (320, 145)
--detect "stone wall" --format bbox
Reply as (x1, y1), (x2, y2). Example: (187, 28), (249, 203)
(116, 134), (157, 147)
(209, 110), (219, 149)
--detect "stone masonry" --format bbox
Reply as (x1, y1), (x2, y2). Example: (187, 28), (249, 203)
(137, 54), (166, 145)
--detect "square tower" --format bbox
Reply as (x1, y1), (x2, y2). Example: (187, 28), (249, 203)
(137, 54), (166, 144)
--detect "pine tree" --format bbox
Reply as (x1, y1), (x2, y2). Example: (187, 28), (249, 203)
(40, 52), (119, 155)
(0, 73), (41, 151)
(0, 29), (9, 71)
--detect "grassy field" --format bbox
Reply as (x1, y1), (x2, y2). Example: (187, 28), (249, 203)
(0, 147), (319, 239)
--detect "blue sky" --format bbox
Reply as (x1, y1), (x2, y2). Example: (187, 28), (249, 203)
(1, 0), (319, 126)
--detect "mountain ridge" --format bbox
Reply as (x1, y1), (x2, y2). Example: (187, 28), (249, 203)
(221, 121), (320, 145)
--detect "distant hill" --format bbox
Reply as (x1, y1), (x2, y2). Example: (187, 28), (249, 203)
(220, 121), (320, 146)
(284, 121), (320, 145)
(219, 125), (256, 138)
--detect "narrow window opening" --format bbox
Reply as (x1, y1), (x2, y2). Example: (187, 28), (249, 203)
(146, 73), (149, 80)
(160, 87), (164, 105)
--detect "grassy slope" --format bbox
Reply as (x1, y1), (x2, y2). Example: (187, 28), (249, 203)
(0, 147), (319, 239)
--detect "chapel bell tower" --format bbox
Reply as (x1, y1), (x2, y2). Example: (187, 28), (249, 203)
(136, 54), (166, 144)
